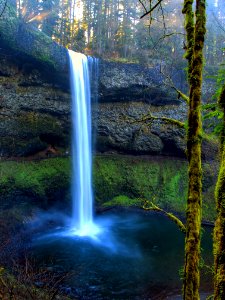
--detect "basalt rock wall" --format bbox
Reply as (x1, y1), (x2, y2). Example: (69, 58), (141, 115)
(0, 39), (217, 159)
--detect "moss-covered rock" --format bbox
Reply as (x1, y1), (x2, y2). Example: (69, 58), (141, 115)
(0, 158), (71, 209)
(0, 36), (218, 159)
(102, 195), (143, 207)
(94, 155), (195, 216)
(94, 154), (217, 222)
(0, 155), (218, 222)
(0, 55), (71, 157)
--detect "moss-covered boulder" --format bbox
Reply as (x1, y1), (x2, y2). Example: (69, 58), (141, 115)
(0, 112), (68, 156)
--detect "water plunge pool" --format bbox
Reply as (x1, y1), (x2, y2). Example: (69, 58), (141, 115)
(31, 210), (213, 299)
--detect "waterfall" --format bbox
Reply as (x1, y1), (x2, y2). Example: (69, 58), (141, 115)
(68, 50), (98, 236)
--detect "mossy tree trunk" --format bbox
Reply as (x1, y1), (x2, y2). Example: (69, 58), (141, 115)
(214, 84), (225, 299)
(182, 0), (206, 299)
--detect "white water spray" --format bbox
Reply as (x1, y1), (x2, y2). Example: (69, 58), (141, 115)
(68, 50), (99, 236)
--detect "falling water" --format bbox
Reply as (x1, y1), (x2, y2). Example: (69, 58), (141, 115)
(68, 50), (99, 236)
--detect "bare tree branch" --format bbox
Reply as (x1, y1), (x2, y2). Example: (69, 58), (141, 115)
(140, 0), (164, 19)
(125, 113), (185, 128)
(139, 0), (148, 13)
(159, 2), (166, 35)
(159, 65), (189, 104)
(157, 32), (186, 43)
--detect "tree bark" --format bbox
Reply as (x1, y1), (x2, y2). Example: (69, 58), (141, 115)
(213, 84), (225, 300)
(182, 0), (206, 299)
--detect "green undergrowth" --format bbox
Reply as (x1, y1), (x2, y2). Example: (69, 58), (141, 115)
(0, 155), (218, 221)
(94, 155), (217, 222)
(103, 195), (143, 207)
(94, 156), (189, 213)
(0, 158), (71, 208)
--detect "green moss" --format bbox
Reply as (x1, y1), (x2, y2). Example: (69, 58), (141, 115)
(0, 158), (70, 207)
(0, 155), (217, 221)
(93, 155), (216, 221)
(103, 195), (143, 207)
(182, 0), (206, 296)
(213, 88), (225, 298)
(218, 84), (225, 109)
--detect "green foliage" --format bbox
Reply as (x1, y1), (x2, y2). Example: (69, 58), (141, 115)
(202, 65), (225, 136)
(72, 27), (86, 52)
(103, 195), (142, 207)
(203, 107), (222, 120)
(203, 103), (224, 135)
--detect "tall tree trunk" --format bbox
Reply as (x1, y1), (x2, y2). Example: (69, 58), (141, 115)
(182, 0), (206, 299)
(213, 84), (225, 300)
(182, 0), (194, 84)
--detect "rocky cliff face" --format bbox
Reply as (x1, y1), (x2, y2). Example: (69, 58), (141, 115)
(93, 102), (186, 157)
(0, 55), (70, 156)
(0, 51), (217, 159)
(98, 60), (185, 105)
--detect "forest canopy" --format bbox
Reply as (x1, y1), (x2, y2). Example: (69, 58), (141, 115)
(2, 0), (224, 68)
